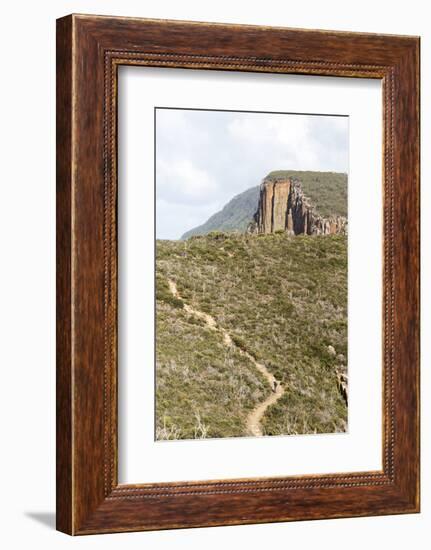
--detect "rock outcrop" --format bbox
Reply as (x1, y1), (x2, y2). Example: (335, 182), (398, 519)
(248, 177), (347, 236)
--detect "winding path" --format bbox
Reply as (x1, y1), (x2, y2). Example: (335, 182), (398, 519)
(167, 279), (285, 437)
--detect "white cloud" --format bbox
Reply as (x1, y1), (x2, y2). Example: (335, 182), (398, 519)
(228, 114), (309, 145)
(156, 158), (217, 204)
(156, 109), (191, 143)
(227, 114), (343, 172)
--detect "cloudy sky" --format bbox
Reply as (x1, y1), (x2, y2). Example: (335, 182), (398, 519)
(156, 108), (348, 240)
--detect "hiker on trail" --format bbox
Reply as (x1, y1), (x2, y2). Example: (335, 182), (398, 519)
(272, 380), (278, 393)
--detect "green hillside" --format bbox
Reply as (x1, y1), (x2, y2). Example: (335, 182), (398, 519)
(156, 231), (347, 440)
(181, 185), (259, 240)
(181, 171), (347, 239)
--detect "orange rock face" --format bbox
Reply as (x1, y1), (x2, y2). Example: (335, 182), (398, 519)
(262, 181), (274, 234)
(250, 177), (347, 236)
(272, 179), (291, 232)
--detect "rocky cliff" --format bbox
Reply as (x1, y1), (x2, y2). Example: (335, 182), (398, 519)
(249, 177), (347, 236)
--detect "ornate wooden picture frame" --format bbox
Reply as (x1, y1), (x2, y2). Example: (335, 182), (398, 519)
(56, 14), (420, 535)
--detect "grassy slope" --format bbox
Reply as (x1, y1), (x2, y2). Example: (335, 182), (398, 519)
(156, 232), (348, 438)
(267, 170), (348, 218)
(156, 273), (270, 440)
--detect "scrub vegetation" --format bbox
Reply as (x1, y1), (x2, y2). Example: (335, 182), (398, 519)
(156, 231), (348, 439)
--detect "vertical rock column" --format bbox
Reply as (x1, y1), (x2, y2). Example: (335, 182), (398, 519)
(272, 179), (291, 232)
(258, 181), (275, 234)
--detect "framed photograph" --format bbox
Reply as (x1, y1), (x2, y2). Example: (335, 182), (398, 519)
(56, 14), (420, 535)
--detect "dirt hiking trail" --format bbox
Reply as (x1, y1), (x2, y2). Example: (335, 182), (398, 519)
(168, 279), (285, 437)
